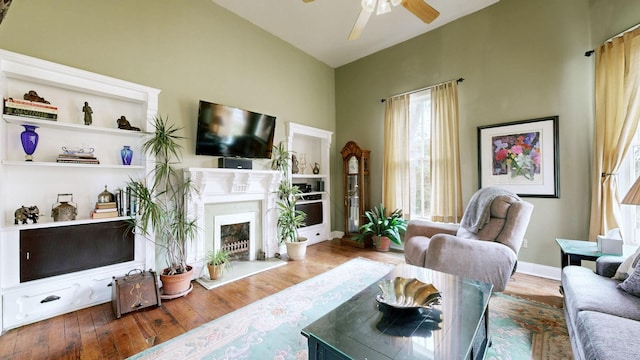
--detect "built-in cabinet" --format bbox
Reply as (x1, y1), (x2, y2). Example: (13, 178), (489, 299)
(286, 122), (332, 245)
(340, 141), (371, 248)
(0, 49), (159, 331)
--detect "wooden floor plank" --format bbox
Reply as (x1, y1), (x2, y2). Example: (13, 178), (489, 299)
(77, 309), (103, 360)
(90, 304), (120, 360)
(0, 330), (16, 359)
(0, 239), (563, 359)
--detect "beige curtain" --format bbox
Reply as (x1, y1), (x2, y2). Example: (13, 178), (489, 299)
(430, 81), (463, 223)
(382, 94), (410, 215)
(589, 28), (640, 242)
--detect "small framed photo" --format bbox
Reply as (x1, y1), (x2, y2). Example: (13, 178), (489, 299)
(477, 116), (559, 198)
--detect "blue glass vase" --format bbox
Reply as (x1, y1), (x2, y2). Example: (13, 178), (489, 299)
(120, 145), (133, 165)
(20, 125), (39, 161)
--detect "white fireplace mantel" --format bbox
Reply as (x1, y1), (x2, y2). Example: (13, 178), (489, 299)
(184, 168), (281, 278)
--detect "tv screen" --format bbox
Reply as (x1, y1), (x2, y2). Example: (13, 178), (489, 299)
(195, 100), (276, 159)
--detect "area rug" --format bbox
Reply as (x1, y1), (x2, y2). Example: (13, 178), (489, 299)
(486, 293), (572, 359)
(129, 259), (572, 360)
(129, 257), (394, 360)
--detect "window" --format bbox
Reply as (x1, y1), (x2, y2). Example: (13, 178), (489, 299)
(408, 89), (431, 219)
(620, 128), (640, 244)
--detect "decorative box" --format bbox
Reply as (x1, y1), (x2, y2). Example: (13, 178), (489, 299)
(112, 269), (161, 318)
(597, 235), (623, 256)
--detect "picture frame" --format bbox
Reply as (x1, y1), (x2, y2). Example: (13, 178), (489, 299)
(477, 116), (559, 198)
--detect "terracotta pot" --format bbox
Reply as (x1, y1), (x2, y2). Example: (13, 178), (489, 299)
(207, 263), (224, 280)
(374, 235), (391, 252)
(285, 237), (309, 260)
(160, 266), (193, 295)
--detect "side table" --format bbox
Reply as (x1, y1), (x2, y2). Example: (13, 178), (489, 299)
(555, 238), (637, 268)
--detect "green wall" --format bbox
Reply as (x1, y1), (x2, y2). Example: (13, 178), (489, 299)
(335, 0), (640, 268)
(2, 0), (640, 269)
(0, 0), (336, 170)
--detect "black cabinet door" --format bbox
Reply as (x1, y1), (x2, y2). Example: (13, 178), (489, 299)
(20, 220), (134, 282)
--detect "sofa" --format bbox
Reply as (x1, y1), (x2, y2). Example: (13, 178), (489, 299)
(561, 256), (640, 360)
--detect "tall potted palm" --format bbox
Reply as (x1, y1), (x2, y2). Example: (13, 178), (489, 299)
(128, 115), (198, 296)
(353, 203), (407, 251)
(270, 141), (308, 260)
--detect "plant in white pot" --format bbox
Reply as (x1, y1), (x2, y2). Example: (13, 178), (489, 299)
(128, 115), (198, 296)
(353, 203), (407, 251)
(270, 141), (308, 260)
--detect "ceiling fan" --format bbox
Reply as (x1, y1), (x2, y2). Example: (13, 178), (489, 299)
(303, 0), (440, 40)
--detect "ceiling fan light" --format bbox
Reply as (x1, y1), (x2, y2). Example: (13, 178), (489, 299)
(390, 0), (402, 6)
(377, 0), (391, 15)
(361, 0), (376, 13)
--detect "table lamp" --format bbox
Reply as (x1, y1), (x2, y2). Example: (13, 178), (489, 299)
(622, 176), (640, 205)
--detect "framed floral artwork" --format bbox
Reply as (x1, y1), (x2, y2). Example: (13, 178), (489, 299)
(477, 116), (559, 198)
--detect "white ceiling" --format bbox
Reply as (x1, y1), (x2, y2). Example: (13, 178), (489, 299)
(211, 0), (499, 68)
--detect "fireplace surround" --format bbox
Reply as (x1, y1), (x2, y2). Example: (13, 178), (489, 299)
(184, 168), (282, 283)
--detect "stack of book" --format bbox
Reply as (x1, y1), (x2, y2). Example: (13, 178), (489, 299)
(90, 201), (119, 219)
(56, 153), (100, 164)
(3, 98), (58, 120)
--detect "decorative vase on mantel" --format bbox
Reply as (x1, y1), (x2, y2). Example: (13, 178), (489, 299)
(120, 145), (133, 165)
(20, 125), (39, 161)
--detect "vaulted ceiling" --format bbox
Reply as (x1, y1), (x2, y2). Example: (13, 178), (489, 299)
(212, 0), (499, 68)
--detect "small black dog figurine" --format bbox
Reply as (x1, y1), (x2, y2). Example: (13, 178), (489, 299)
(14, 205), (39, 224)
(116, 116), (141, 131)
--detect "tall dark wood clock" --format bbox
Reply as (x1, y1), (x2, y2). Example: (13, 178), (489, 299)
(340, 141), (370, 248)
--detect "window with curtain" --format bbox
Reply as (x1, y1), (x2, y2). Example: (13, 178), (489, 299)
(408, 89), (432, 219)
(383, 79), (461, 223)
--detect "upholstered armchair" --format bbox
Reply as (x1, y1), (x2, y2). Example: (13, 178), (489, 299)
(403, 188), (534, 292)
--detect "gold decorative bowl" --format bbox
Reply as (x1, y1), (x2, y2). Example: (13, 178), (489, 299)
(376, 277), (441, 309)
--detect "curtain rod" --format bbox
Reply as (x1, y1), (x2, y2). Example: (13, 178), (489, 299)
(380, 77), (464, 103)
(585, 23), (640, 57)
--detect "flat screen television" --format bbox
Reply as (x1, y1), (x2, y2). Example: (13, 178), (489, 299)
(195, 100), (276, 159)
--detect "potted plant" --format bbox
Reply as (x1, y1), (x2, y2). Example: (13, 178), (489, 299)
(205, 249), (231, 280)
(271, 141), (309, 260)
(353, 203), (408, 251)
(128, 115), (198, 296)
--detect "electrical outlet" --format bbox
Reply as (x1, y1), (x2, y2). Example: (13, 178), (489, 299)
(522, 238), (528, 248)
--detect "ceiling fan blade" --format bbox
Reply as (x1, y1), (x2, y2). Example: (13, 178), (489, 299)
(348, 7), (373, 40)
(302, 0), (314, 2)
(401, 0), (439, 24)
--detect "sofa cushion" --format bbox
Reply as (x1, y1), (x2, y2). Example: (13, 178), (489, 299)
(562, 265), (640, 321)
(576, 311), (640, 360)
(614, 245), (640, 280)
(618, 262), (640, 296)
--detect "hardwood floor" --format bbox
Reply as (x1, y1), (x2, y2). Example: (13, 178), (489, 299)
(0, 239), (563, 359)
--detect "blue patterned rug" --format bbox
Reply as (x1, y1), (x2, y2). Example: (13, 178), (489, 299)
(129, 258), (571, 359)
(129, 257), (394, 360)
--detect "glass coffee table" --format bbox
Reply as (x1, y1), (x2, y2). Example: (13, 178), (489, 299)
(301, 263), (493, 360)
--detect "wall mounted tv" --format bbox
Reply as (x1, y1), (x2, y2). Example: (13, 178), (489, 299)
(195, 100), (276, 159)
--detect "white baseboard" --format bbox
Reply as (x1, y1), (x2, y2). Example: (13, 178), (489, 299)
(516, 261), (561, 281)
(331, 231), (344, 239)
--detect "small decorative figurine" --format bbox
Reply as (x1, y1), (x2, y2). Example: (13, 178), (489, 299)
(116, 116), (141, 131)
(24, 90), (50, 104)
(14, 205), (39, 224)
(312, 162), (320, 174)
(82, 101), (93, 125)
(291, 154), (299, 174)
